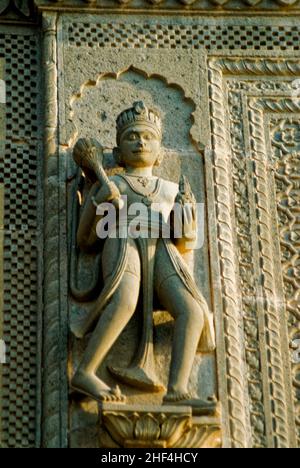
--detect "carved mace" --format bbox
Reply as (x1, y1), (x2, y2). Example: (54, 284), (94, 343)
(73, 138), (124, 210)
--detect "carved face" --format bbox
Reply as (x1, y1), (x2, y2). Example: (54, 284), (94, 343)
(118, 123), (161, 168)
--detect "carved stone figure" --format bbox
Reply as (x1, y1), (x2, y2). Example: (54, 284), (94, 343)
(70, 101), (216, 414)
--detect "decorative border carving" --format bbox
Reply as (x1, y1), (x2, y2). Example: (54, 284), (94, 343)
(208, 57), (300, 448)
(225, 80), (300, 449)
(33, 0), (300, 12)
(0, 59), (4, 447)
(269, 117), (300, 447)
(217, 59), (300, 77)
(42, 12), (67, 448)
(208, 59), (249, 449)
(227, 82), (267, 448)
(248, 96), (290, 448)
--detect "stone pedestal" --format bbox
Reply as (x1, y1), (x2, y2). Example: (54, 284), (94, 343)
(99, 404), (221, 449)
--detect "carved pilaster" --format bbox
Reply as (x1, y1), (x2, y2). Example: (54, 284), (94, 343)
(214, 64), (300, 447)
(208, 59), (249, 448)
(208, 57), (300, 448)
(227, 83), (267, 448)
(43, 13), (57, 158)
(42, 12), (67, 448)
(270, 118), (300, 447)
(0, 59), (4, 447)
(247, 97), (290, 448)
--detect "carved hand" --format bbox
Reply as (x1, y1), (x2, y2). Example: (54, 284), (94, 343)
(174, 175), (197, 246)
(176, 175), (196, 206)
(93, 181), (122, 205)
(73, 138), (124, 210)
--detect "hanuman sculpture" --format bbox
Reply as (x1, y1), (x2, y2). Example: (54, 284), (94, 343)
(70, 101), (216, 414)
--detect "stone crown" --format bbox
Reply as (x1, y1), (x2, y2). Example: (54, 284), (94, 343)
(116, 101), (162, 141)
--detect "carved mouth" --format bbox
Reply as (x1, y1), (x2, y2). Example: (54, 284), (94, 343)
(133, 150), (150, 155)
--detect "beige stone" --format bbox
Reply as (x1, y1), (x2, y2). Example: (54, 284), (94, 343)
(0, 0), (299, 449)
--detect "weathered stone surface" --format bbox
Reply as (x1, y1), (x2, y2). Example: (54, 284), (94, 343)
(57, 16), (300, 448)
(0, 60), (4, 160)
(64, 46), (215, 410)
(0, 0), (299, 450)
(0, 0), (36, 22)
(0, 31), (42, 448)
(33, 0), (300, 11)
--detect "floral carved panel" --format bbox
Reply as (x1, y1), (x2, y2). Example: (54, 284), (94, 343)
(207, 57), (300, 448)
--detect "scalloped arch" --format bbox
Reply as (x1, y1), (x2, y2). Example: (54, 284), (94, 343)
(68, 65), (198, 149)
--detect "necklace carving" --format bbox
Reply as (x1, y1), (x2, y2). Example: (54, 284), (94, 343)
(120, 174), (161, 206)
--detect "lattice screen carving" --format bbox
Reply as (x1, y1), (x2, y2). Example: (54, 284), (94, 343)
(0, 30), (41, 449)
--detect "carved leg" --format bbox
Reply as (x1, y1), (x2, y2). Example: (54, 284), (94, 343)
(159, 275), (216, 415)
(109, 238), (165, 392)
(156, 273), (204, 396)
(156, 274), (217, 415)
(71, 271), (140, 402)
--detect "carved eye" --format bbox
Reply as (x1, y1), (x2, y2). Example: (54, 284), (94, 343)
(128, 133), (138, 141)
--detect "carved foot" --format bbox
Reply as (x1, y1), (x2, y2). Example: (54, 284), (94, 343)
(108, 365), (166, 393)
(163, 392), (217, 416)
(71, 371), (126, 403)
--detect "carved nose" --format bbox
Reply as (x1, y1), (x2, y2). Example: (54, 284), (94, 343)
(137, 140), (146, 148)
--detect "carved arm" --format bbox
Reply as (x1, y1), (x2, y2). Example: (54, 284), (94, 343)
(77, 180), (121, 251)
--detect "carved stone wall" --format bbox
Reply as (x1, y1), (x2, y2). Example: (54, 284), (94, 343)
(0, 27), (42, 448)
(214, 63), (300, 448)
(62, 44), (216, 446)
(34, 0), (300, 12)
(0, 0), (299, 449)
(270, 118), (300, 446)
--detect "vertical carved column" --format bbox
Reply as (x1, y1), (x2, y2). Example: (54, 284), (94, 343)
(270, 118), (300, 447)
(207, 59), (300, 448)
(0, 59), (4, 157)
(257, 101), (300, 447)
(227, 84), (267, 448)
(208, 59), (249, 448)
(0, 182), (3, 446)
(0, 58), (5, 447)
(42, 12), (66, 448)
(247, 98), (291, 448)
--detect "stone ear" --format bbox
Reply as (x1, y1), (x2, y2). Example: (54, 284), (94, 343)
(154, 150), (164, 167)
